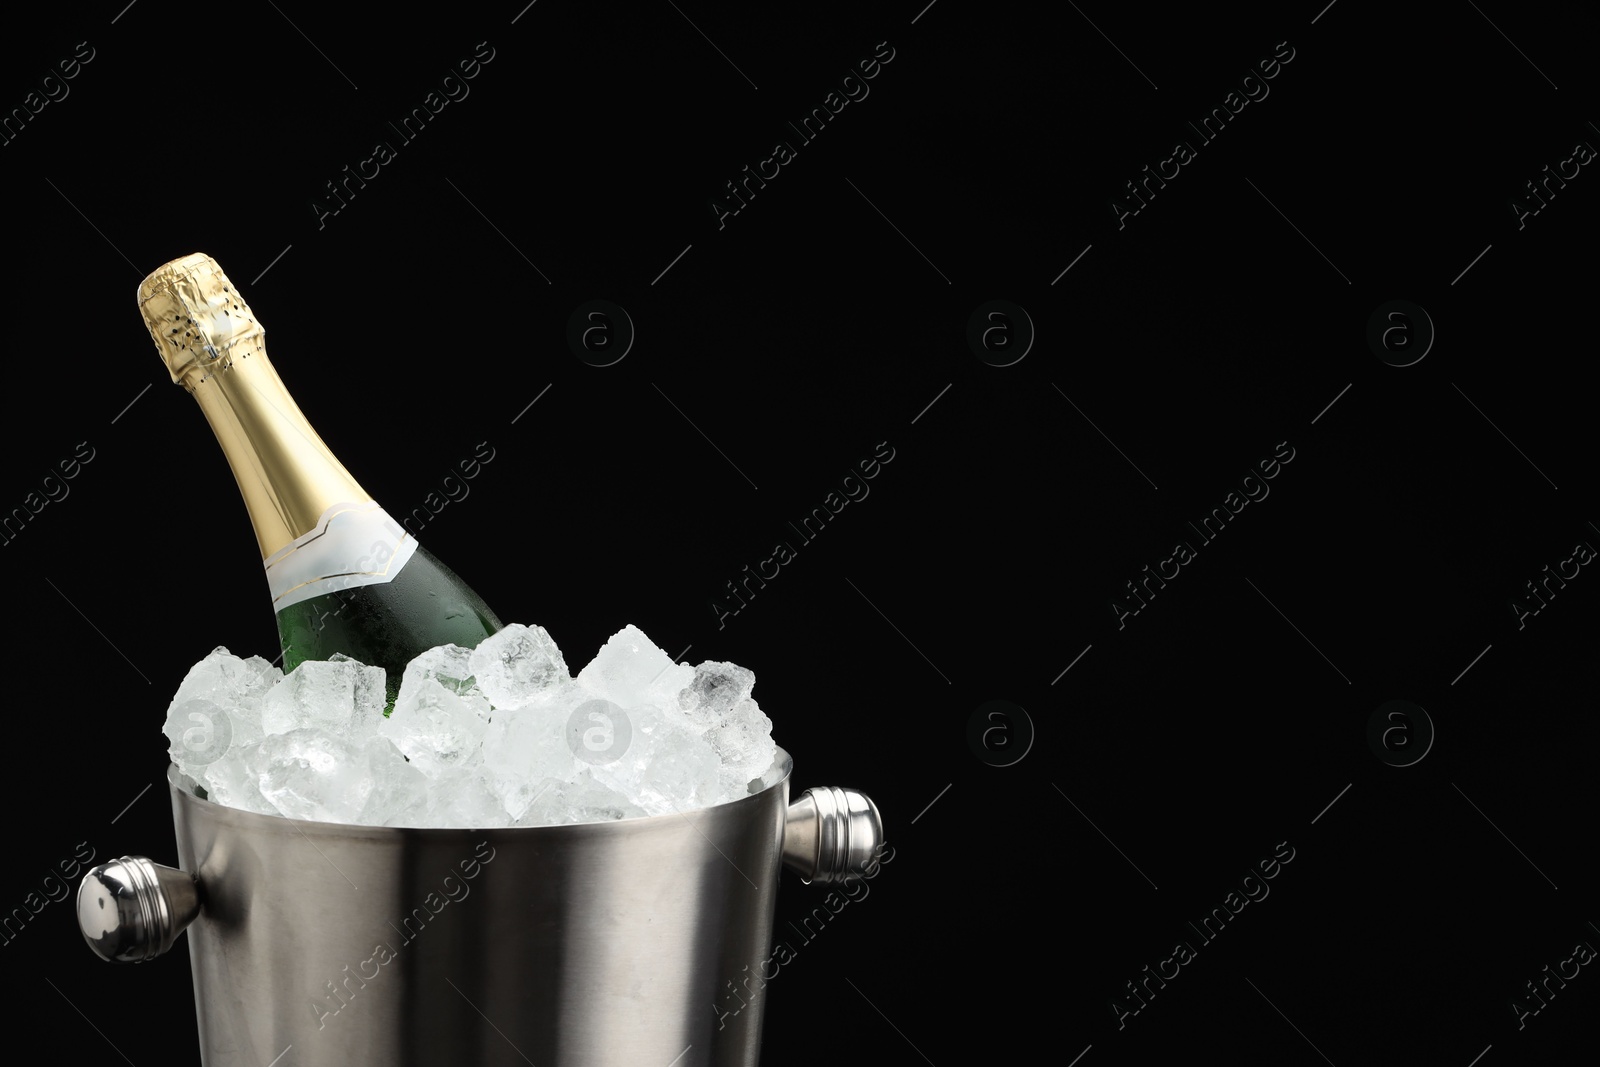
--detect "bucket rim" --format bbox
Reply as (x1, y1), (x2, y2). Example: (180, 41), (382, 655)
(167, 746), (794, 838)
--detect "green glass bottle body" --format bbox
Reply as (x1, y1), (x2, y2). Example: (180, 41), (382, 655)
(277, 544), (502, 703)
(138, 253), (502, 709)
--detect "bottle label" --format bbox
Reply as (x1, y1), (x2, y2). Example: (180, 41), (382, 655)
(264, 502), (419, 611)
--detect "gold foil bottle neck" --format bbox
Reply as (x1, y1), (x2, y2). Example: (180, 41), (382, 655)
(138, 253), (265, 389)
(136, 251), (371, 559)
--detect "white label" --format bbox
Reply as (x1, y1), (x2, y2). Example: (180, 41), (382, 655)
(264, 502), (419, 611)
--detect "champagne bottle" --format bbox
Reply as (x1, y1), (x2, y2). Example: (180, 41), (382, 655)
(137, 252), (502, 708)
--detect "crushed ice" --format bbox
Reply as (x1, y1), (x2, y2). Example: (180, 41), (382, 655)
(164, 624), (782, 827)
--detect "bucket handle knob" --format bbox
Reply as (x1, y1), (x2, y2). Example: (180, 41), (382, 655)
(77, 856), (200, 963)
(782, 786), (884, 884)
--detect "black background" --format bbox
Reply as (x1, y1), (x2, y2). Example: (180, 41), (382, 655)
(3, 2), (1597, 1064)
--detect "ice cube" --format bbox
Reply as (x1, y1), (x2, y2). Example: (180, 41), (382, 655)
(467, 624), (568, 709)
(373, 760), (505, 829)
(419, 765), (508, 828)
(483, 695), (581, 817)
(395, 645), (493, 726)
(400, 644), (480, 697)
(646, 662), (696, 722)
(577, 624), (680, 708)
(163, 647), (281, 774)
(703, 696), (777, 799)
(250, 728), (375, 823)
(677, 661), (756, 731)
(165, 698), (235, 779)
(380, 660), (491, 777)
(359, 736), (431, 826)
(168, 646), (281, 710)
(261, 659), (385, 741)
(507, 776), (569, 826)
(517, 769), (646, 826)
(199, 746), (272, 814)
(587, 702), (721, 816)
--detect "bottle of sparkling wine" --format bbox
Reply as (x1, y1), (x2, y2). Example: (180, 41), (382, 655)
(137, 252), (502, 707)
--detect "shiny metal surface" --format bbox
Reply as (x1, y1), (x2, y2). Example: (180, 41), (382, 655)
(781, 787), (885, 884)
(137, 252), (264, 386)
(76, 855), (200, 962)
(86, 748), (880, 1066)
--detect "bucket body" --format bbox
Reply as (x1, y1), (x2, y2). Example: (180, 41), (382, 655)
(170, 755), (792, 1066)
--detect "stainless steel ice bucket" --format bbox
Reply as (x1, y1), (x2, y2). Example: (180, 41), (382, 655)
(78, 751), (883, 1066)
